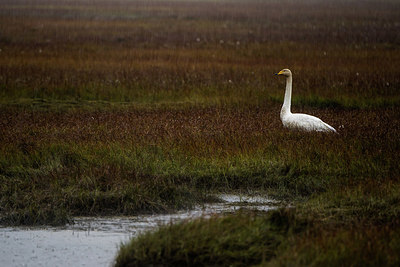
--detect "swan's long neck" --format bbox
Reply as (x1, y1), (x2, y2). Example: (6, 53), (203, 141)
(281, 75), (292, 119)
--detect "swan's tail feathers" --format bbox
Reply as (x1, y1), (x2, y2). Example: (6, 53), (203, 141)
(323, 122), (337, 133)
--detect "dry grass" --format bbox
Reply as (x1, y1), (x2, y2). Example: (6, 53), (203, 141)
(0, 0), (399, 265)
(0, 0), (399, 107)
(1, 105), (399, 223)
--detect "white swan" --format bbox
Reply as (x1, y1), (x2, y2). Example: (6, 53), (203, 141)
(275, 69), (336, 133)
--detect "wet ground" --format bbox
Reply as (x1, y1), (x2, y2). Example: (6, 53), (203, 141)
(0, 194), (277, 267)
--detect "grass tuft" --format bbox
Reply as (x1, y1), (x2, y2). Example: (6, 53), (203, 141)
(114, 209), (302, 267)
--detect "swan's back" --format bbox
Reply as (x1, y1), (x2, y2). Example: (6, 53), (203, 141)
(281, 113), (337, 133)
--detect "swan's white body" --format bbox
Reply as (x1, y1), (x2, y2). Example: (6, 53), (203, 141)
(276, 69), (336, 133)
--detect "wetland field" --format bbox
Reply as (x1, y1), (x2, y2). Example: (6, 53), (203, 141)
(0, 0), (400, 266)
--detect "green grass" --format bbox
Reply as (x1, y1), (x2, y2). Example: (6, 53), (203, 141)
(1, 106), (398, 225)
(114, 184), (400, 266)
(115, 207), (400, 266)
(1, 0), (400, 265)
(0, 143), (202, 224)
(115, 209), (301, 266)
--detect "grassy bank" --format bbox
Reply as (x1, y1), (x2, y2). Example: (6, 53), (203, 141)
(115, 207), (400, 266)
(1, 0), (399, 265)
(116, 210), (298, 266)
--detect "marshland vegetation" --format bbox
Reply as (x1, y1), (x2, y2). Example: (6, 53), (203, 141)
(0, 0), (399, 265)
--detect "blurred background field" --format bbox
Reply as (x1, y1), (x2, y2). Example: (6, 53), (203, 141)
(0, 0), (399, 108)
(0, 1), (399, 265)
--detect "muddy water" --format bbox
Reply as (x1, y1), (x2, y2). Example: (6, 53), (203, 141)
(0, 194), (277, 267)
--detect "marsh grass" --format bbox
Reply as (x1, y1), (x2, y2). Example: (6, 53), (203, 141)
(1, 105), (398, 226)
(1, 0), (399, 265)
(114, 209), (400, 267)
(114, 185), (400, 266)
(115, 209), (302, 266)
(1, 0), (399, 108)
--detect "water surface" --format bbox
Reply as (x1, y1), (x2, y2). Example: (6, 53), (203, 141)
(0, 194), (277, 267)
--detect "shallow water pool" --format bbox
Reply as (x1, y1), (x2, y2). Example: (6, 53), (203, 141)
(0, 194), (277, 267)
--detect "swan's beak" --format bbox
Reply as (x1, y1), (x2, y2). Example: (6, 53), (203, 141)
(275, 70), (284, 75)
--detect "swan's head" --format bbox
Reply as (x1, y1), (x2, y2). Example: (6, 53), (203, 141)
(275, 69), (292, 77)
